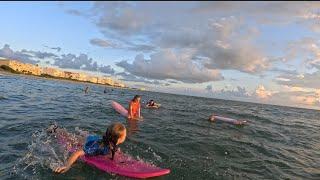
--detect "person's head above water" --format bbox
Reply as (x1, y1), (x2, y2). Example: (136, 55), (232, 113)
(103, 122), (127, 159)
(132, 95), (141, 102)
(209, 114), (215, 122)
(103, 122), (126, 146)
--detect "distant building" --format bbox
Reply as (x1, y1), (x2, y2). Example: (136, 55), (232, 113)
(0, 59), (126, 88)
(42, 67), (64, 77)
(114, 81), (126, 88)
(0, 59), (42, 75)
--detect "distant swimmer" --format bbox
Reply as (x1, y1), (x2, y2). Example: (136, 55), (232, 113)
(128, 95), (143, 120)
(146, 100), (161, 108)
(104, 87), (107, 93)
(84, 86), (89, 94)
(209, 114), (247, 125)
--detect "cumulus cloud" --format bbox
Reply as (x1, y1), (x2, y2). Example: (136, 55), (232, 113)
(93, 2), (149, 36)
(66, 3), (274, 75)
(193, 2), (320, 25)
(270, 90), (320, 107)
(276, 70), (320, 89)
(116, 49), (224, 83)
(98, 65), (115, 74)
(156, 16), (271, 74)
(53, 53), (115, 74)
(0, 44), (56, 64)
(255, 85), (276, 99)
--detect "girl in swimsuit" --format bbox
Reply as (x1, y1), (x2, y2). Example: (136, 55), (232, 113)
(128, 95), (142, 120)
(53, 122), (127, 173)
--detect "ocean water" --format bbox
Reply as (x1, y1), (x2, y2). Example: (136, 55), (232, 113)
(0, 73), (320, 180)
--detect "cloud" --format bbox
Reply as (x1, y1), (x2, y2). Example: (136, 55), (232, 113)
(255, 85), (276, 99)
(90, 38), (155, 52)
(193, 2), (320, 25)
(53, 53), (115, 74)
(116, 72), (164, 85)
(44, 45), (62, 52)
(0, 44), (116, 75)
(116, 49), (224, 83)
(156, 16), (271, 74)
(89, 38), (116, 48)
(65, 9), (85, 16)
(0, 44), (56, 64)
(21, 49), (58, 59)
(276, 70), (320, 89)
(270, 90), (320, 107)
(206, 84), (213, 92)
(93, 2), (149, 36)
(127, 43), (156, 53)
(98, 65), (115, 74)
(215, 86), (250, 97)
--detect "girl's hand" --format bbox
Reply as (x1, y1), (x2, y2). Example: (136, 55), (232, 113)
(54, 166), (70, 174)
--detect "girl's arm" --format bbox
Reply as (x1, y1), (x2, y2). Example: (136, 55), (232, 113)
(54, 149), (85, 173)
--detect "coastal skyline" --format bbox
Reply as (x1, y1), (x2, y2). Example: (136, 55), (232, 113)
(1, 2), (320, 110)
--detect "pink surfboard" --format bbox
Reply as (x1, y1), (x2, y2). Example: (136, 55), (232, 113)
(212, 115), (247, 125)
(56, 131), (170, 179)
(111, 101), (128, 117)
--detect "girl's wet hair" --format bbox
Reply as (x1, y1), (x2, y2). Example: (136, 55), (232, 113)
(102, 122), (126, 160)
(132, 95), (141, 102)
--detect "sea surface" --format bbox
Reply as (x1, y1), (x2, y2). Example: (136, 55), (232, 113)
(0, 73), (320, 180)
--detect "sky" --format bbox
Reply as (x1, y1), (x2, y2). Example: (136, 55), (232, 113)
(0, 1), (320, 110)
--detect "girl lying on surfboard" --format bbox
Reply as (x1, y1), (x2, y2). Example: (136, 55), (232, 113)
(52, 122), (127, 174)
(128, 95), (143, 120)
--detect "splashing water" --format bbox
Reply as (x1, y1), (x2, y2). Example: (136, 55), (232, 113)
(12, 124), (89, 179)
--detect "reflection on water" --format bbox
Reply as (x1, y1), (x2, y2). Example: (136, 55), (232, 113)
(126, 120), (140, 137)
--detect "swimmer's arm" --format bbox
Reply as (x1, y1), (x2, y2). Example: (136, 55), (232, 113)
(54, 149), (85, 173)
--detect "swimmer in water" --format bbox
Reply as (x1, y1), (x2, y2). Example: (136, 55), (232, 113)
(84, 86), (89, 94)
(208, 114), (216, 122)
(146, 99), (160, 108)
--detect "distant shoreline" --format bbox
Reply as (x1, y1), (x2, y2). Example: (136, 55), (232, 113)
(1, 68), (318, 111)
(0, 68), (135, 91)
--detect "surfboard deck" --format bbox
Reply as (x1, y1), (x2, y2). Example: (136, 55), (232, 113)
(214, 115), (247, 125)
(111, 101), (128, 117)
(55, 130), (170, 179)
